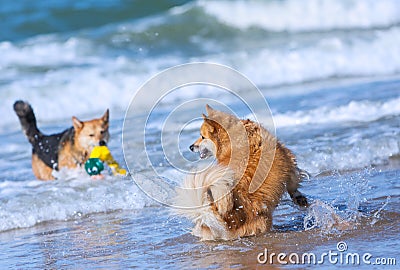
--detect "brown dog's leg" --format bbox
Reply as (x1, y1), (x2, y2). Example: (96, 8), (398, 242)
(32, 154), (54, 180)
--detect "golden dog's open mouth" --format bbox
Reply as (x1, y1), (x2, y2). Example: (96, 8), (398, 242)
(199, 147), (212, 159)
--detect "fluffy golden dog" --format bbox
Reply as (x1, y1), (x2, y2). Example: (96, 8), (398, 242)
(175, 105), (308, 240)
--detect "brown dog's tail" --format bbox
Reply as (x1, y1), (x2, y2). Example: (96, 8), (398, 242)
(13, 100), (42, 144)
(14, 100), (64, 171)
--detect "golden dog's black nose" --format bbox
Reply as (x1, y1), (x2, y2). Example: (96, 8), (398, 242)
(99, 140), (107, 146)
(189, 144), (195, 152)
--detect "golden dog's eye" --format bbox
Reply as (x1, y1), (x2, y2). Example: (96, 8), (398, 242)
(100, 130), (105, 134)
(89, 134), (95, 137)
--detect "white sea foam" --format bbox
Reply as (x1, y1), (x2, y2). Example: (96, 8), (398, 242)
(216, 27), (400, 86)
(1, 26), (400, 131)
(271, 96), (400, 128)
(0, 171), (153, 232)
(0, 37), (183, 131)
(298, 136), (400, 175)
(0, 37), (94, 67)
(199, 0), (400, 32)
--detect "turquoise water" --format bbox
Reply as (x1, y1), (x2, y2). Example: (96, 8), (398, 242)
(0, 0), (191, 42)
(0, 0), (399, 269)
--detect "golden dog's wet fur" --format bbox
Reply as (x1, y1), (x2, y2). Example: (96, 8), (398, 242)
(175, 105), (308, 240)
(14, 100), (109, 180)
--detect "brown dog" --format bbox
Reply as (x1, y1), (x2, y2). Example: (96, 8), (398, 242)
(175, 105), (308, 240)
(14, 100), (110, 180)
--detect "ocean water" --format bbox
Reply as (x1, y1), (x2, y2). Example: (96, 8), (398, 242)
(0, 0), (399, 269)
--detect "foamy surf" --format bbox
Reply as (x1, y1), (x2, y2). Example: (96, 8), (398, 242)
(1, 2), (399, 130)
(198, 0), (400, 31)
(0, 169), (151, 232)
(272, 96), (400, 128)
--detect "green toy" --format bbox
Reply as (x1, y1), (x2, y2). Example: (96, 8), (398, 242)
(84, 158), (104, 176)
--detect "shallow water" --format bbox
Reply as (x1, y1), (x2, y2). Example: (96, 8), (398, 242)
(0, 170), (398, 269)
(1, 79), (399, 269)
(1, 0), (400, 269)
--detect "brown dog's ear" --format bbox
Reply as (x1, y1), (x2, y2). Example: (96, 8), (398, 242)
(72, 116), (83, 130)
(102, 109), (109, 123)
(202, 113), (207, 119)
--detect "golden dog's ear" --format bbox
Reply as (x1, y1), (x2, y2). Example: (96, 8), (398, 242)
(202, 113), (215, 132)
(72, 116), (83, 130)
(203, 118), (215, 133)
(205, 104), (215, 115)
(102, 109), (109, 123)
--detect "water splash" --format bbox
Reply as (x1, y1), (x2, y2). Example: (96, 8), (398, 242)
(304, 200), (353, 233)
(303, 168), (375, 234)
(336, 168), (371, 221)
(370, 196), (391, 226)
